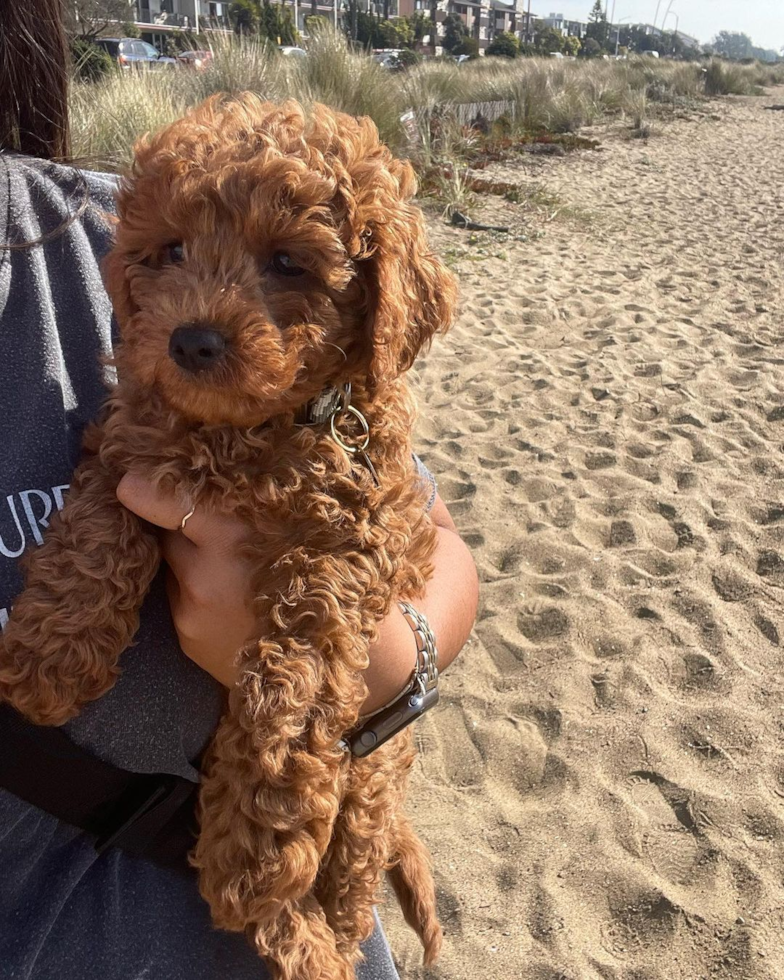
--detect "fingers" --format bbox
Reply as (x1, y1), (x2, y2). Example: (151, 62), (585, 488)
(116, 472), (247, 551)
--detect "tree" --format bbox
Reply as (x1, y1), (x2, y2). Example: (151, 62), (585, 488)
(441, 13), (468, 53)
(230, 0), (259, 34)
(487, 31), (519, 58)
(616, 24), (670, 56)
(64, 0), (135, 40)
(751, 46), (779, 63)
(258, 0), (297, 44)
(406, 12), (431, 45)
(562, 34), (581, 57)
(585, 0), (609, 50)
(711, 31), (753, 61)
(535, 25), (565, 54)
(580, 37), (602, 58)
(231, 0), (298, 44)
(376, 18), (414, 48)
(354, 10), (376, 45)
(345, 0), (361, 40)
(638, 32), (663, 54)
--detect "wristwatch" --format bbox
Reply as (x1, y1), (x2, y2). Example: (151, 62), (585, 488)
(345, 601), (440, 757)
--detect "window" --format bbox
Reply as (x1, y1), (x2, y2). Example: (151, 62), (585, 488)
(95, 39), (120, 56)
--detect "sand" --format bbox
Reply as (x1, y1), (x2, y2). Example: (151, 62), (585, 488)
(384, 91), (784, 979)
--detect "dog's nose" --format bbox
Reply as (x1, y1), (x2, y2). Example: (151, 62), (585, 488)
(169, 325), (227, 374)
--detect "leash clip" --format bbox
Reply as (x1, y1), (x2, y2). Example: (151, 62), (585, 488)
(329, 384), (380, 487)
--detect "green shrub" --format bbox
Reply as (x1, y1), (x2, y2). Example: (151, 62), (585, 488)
(121, 21), (141, 39)
(70, 39), (114, 82)
(376, 19), (408, 50)
(304, 14), (329, 34)
(453, 37), (479, 59)
(486, 32), (519, 60)
(396, 48), (421, 69)
(581, 37), (602, 59)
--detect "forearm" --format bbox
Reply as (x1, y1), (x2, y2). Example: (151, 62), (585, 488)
(361, 502), (478, 715)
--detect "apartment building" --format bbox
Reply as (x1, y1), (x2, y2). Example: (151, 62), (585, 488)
(539, 12), (587, 37)
(405, 0), (534, 52)
(134, 0), (229, 31)
(133, 0), (340, 38)
(131, 0), (538, 54)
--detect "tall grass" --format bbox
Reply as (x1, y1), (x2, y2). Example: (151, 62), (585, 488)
(704, 60), (763, 96)
(69, 33), (784, 170)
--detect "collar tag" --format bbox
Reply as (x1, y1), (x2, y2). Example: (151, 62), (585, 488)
(296, 385), (345, 426)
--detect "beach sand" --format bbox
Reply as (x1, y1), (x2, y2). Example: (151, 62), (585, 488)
(385, 91), (784, 979)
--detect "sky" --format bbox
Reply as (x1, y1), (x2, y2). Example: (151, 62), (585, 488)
(535, 0), (784, 51)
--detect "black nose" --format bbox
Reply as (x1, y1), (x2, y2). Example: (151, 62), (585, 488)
(168, 325), (227, 374)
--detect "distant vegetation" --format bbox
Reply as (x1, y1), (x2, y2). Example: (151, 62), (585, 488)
(69, 28), (784, 171)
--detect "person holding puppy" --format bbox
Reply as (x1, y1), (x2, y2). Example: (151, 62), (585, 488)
(0, 2), (478, 978)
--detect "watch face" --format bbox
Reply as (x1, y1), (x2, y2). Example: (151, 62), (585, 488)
(349, 687), (439, 758)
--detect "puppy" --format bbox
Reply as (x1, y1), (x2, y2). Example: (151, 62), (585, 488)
(0, 96), (457, 978)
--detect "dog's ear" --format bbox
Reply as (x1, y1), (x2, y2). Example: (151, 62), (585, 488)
(102, 248), (136, 330)
(361, 167), (457, 391)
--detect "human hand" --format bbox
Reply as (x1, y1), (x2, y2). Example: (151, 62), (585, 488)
(116, 473), (415, 706)
(116, 479), (475, 717)
(116, 473), (254, 688)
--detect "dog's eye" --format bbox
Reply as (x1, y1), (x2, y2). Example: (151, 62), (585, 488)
(167, 243), (186, 264)
(270, 252), (305, 277)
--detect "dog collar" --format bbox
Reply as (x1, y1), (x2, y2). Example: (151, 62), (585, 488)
(295, 383), (379, 487)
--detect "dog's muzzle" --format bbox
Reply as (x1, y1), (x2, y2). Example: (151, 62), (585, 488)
(169, 324), (227, 374)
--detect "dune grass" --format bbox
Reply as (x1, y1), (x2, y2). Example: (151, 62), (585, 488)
(68, 31), (784, 172)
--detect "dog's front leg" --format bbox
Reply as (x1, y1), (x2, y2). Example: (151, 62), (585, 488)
(195, 629), (364, 980)
(0, 450), (161, 725)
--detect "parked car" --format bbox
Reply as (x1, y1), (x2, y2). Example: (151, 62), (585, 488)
(92, 37), (178, 69)
(372, 49), (404, 70)
(278, 46), (308, 59)
(176, 49), (213, 70)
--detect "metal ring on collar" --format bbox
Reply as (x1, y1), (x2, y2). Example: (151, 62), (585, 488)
(330, 405), (371, 454)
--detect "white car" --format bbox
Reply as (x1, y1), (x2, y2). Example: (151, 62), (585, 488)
(278, 46), (308, 58)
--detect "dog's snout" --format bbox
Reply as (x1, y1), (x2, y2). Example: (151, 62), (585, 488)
(169, 324), (227, 374)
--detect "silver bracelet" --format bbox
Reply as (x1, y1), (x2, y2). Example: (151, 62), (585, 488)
(343, 601), (440, 757)
(397, 600), (439, 694)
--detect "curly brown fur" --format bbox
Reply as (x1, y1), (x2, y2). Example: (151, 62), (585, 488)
(0, 95), (457, 977)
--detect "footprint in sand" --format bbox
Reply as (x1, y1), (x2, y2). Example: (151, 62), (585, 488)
(601, 888), (682, 959)
(627, 771), (704, 884)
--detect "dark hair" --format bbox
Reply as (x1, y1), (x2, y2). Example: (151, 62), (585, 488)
(0, 0), (70, 160)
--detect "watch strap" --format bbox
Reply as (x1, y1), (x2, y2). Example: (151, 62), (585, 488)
(343, 601), (439, 757)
